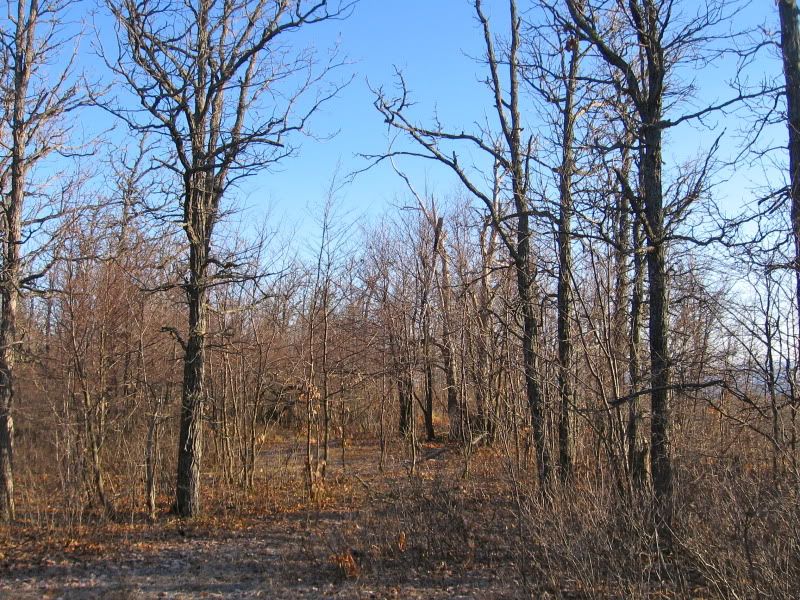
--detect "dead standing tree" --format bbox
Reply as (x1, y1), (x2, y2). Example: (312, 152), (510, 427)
(372, 0), (553, 488)
(104, 0), (352, 517)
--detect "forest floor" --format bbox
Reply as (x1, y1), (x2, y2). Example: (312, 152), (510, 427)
(0, 439), (531, 599)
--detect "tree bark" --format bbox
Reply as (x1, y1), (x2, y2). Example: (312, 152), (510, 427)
(398, 369), (413, 437)
(627, 214), (648, 484)
(779, 0), (800, 436)
(556, 43), (580, 482)
(0, 0), (37, 521)
(433, 217), (462, 442)
(505, 0), (551, 487)
(642, 120), (673, 538)
(176, 251), (206, 516)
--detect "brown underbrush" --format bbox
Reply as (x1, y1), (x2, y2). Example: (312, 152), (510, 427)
(1, 437), (798, 598)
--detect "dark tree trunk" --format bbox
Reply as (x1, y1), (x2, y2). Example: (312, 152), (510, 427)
(518, 255), (549, 486)
(641, 121), (673, 540)
(176, 239), (207, 517)
(398, 371), (413, 437)
(388, 328), (413, 438)
(506, 0), (550, 488)
(779, 0), (800, 419)
(423, 359), (435, 441)
(556, 44), (579, 483)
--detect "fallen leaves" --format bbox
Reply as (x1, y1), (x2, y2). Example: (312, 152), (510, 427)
(329, 550), (360, 579)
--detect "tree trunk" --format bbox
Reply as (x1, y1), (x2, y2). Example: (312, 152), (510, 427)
(419, 235), (436, 442)
(627, 215), (648, 485)
(556, 44), (579, 482)
(433, 218), (461, 442)
(642, 121), (673, 541)
(476, 221), (498, 441)
(0, 238), (18, 521)
(779, 1), (800, 446)
(507, 0), (550, 488)
(398, 370), (413, 437)
(423, 357), (435, 441)
(0, 290), (17, 521)
(519, 259), (549, 486)
(321, 288), (330, 479)
(0, 0), (36, 521)
(145, 393), (164, 521)
(176, 242), (206, 517)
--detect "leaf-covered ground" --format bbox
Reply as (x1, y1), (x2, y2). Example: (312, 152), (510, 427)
(0, 442), (525, 599)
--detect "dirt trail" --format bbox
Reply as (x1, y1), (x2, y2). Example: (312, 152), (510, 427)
(0, 442), (523, 599)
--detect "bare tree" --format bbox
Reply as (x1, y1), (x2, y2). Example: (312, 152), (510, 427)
(562, 0), (749, 542)
(104, 0), (353, 517)
(778, 1), (800, 415)
(390, 172), (464, 442)
(0, 0), (86, 521)
(373, 0), (553, 487)
(521, 6), (593, 481)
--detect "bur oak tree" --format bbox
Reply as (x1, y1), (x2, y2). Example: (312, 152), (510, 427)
(104, 0), (352, 516)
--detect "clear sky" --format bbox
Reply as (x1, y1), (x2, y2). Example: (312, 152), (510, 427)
(62, 0), (785, 249)
(236, 0), (493, 236)
(233, 0), (783, 243)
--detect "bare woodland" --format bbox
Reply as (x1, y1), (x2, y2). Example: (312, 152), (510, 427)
(0, 0), (799, 597)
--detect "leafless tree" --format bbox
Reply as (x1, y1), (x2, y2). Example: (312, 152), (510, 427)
(103, 0), (353, 516)
(0, 0), (87, 521)
(778, 2), (800, 440)
(561, 0), (752, 542)
(372, 0), (553, 487)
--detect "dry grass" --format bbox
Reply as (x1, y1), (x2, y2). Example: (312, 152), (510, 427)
(1, 436), (798, 598)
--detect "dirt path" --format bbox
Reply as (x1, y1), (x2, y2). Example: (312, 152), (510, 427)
(0, 442), (524, 599)
(1, 509), (515, 599)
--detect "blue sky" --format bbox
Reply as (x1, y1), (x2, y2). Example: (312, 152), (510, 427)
(233, 0), (784, 242)
(61, 0), (786, 250)
(237, 0), (493, 235)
